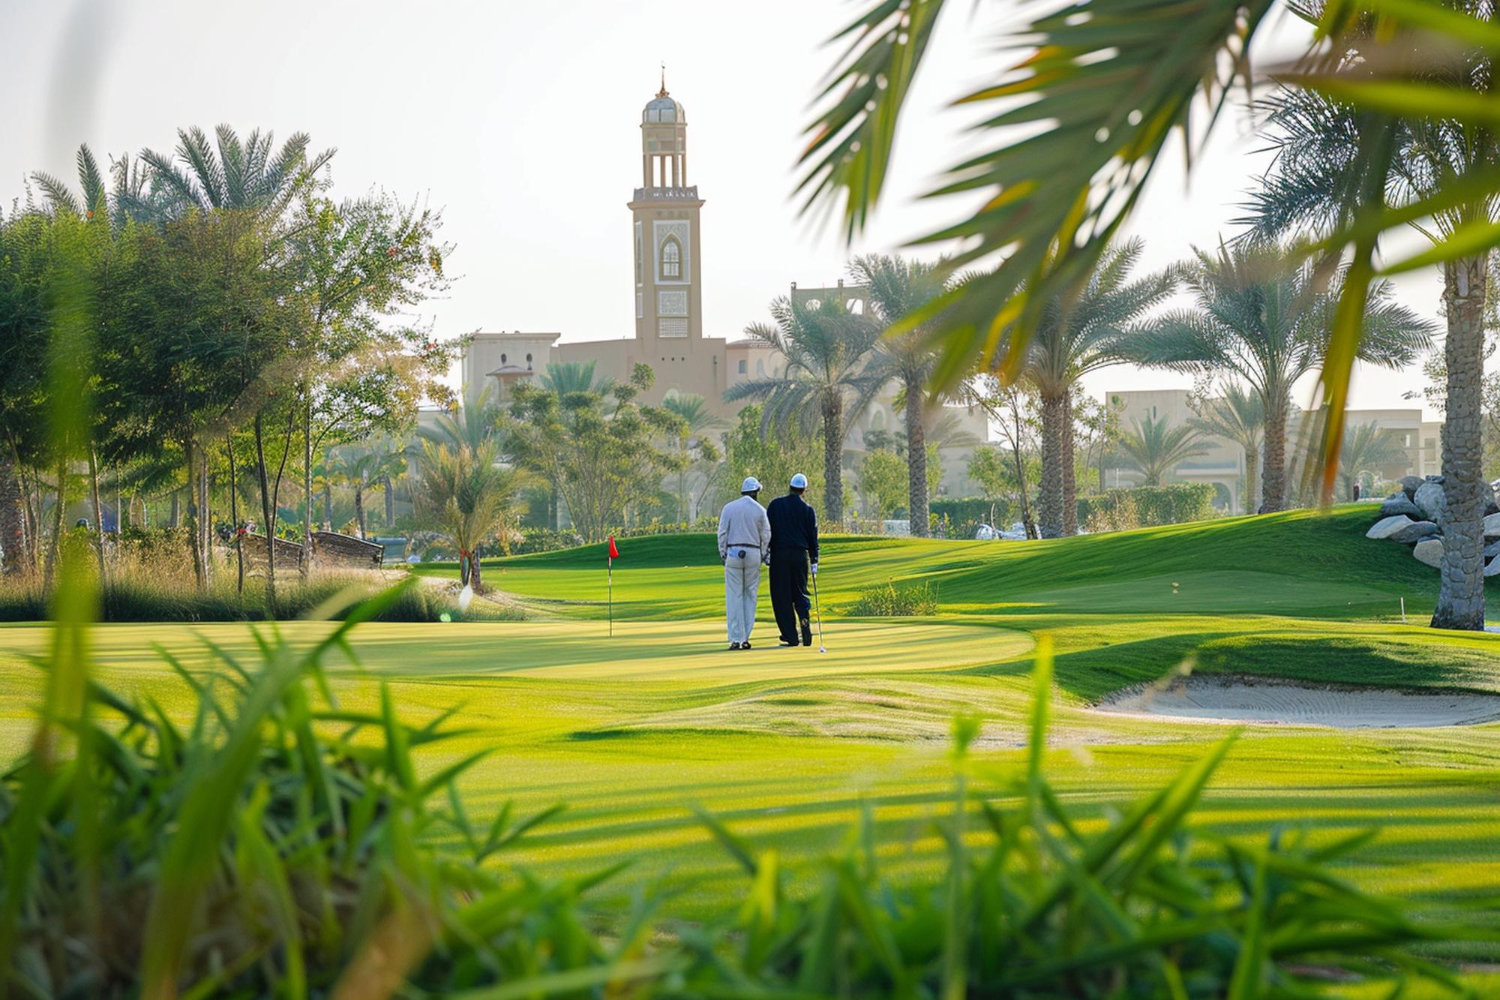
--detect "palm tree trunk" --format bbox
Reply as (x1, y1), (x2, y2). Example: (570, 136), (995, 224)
(227, 432), (244, 595)
(1432, 255), (1488, 631)
(1244, 446), (1260, 516)
(823, 402), (844, 524)
(1038, 392), (1065, 538)
(185, 438), (206, 588)
(1259, 400), (1287, 514)
(254, 412), (277, 604)
(302, 396), (313, 579)
(355, 475), (367, 538)
(1062, 390), (1078, 536)
(383, 474), (395, 530)
(87, 444), (106, 579)
(0, 448), (26, 576)
(904, 382), (929, 537)
(470, 547), (484, 592)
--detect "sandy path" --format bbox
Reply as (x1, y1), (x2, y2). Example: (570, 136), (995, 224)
(1093, 674), (1500, 729)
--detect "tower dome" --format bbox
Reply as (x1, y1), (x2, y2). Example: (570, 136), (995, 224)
(643, 78), (685, 123)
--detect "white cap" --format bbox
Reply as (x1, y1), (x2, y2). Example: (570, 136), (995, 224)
(790, 473), (808, 489)
(741, 476), (762, 493)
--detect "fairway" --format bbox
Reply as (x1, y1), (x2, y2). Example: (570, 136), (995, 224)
(5, 508), (1500, 942)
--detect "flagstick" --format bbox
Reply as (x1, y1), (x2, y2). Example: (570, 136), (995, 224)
(608, 555), (613, 637)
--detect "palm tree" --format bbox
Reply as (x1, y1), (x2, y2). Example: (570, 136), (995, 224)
(797, 0), (1487, 501)
(1338, 423), (1410, 502)
(418, 387), (506, 453)
(1188, 383), (1265, 514)
(1129, 243), (1433, 512)
(413, 439), (527, 591)
(1114, 414), (1207, 487)
(726, 296), (887, 524)
(32, 143), (174, 228)
(847, 254), (954, 536)
(1018, 240), (1176, 537)
(539, 360), (615, 398)
(662, 393), (723, 522)
(137, 125), (334, 218)
(1247, 75), (1497, 629)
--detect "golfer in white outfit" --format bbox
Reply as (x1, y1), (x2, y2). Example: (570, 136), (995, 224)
(717, 477), (772, 650)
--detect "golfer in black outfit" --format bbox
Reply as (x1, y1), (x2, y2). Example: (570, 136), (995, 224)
(766, 473), (819, 647)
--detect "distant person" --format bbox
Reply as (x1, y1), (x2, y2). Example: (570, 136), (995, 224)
(717, 476), (772, 651)
(767, 473), (819, 647)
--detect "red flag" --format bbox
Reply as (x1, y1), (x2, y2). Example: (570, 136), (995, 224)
(608, 536), (619, 560)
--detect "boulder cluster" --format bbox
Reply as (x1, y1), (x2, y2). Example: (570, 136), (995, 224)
(1365, 475), (1500, 576)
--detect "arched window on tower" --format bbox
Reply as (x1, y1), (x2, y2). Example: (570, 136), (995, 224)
(501, 353), (507, 365)
(526, 353), (533, 370)
(660, 237), (682, 280)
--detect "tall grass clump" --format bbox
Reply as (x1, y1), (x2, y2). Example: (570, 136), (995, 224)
(847, 579), (939, 616)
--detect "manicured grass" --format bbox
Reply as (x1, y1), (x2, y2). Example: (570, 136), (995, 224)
(6, 506), (1500, 954)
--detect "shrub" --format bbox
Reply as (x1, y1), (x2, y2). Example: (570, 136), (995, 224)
(1078, 483), (1219, 532)
(847, 579), (939, 616)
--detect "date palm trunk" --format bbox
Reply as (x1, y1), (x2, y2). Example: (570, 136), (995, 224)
(1038, 392), (1066, 538)
(384, 474), (395, 530)
(823, 401), (845, 525)
(0, 450), (26, 576)
(1259, 399), (1287, 514)
(1244, 445), (1260, 515)
(354, 474), (367, 538)
(904, 382), (929, 536)
(87, 444), (106, 579)
(1062, 390), (1078, 536)
(1432, 255), (1488, 631)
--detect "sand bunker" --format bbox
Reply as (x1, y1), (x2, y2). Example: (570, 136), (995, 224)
(1094, 675), (1500, 729)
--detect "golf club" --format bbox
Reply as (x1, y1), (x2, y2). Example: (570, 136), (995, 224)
(812, 566), (826, 654)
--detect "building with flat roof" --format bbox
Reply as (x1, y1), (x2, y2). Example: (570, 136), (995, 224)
(1104, 388), (1440, 512)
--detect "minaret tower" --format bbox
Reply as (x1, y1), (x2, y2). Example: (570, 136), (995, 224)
(629, 69), (705, 345)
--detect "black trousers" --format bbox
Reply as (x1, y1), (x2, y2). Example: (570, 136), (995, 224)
(769, 548), (811, 642)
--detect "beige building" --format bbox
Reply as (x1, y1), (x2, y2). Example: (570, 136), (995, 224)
(1104, 388), (1441, 513)
(457, 79), (989, 507)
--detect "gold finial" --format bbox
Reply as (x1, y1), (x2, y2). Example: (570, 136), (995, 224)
(657, 61), (668, 98)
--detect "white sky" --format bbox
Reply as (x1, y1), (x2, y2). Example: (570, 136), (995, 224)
(1, 0), (1447, 418)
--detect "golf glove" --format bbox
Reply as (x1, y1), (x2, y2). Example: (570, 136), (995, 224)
(811, 562), (818, 578)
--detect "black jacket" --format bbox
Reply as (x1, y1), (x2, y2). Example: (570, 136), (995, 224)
(766, 493), (819, 562)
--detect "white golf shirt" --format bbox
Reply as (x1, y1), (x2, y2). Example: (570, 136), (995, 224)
(717, 495), (772, 562)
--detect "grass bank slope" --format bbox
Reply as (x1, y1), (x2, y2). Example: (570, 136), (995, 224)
(423, 507), (1462, 620)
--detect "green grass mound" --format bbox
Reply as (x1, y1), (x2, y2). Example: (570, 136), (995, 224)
(421, 507), (1466, 620)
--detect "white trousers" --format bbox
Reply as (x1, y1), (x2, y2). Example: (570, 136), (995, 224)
(723, 551), (762, 643)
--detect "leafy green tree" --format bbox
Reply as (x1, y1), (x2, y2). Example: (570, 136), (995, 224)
(972, 378), (1042, 537)
(1189, 382), (1265, 513)
(719, 404), (824, 516)
(726, 296), (886, 523)
(413, 438), (527, 590)
(1130, 243), (1432, 511)
(509, 365), (682, 542)
(858, 448), (908, 520)
(1115, 414), (1207, 488)
(1021, 240), (1175, 537)
(0, 210), (53, 573)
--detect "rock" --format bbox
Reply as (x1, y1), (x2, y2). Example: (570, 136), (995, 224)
(1486, 539), (1500, 560)
(1379, 495), (1422, 519)
(1486, 512), (1500, 538)
(1487, 556), (1500, 578)
(1367, 515), (1417, 540)
(1414, 480), (1447, 523)
(1413, 537), (1444, 568)
(1390, 520), (1440, 544)
(1400, 475), (1424, 498)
